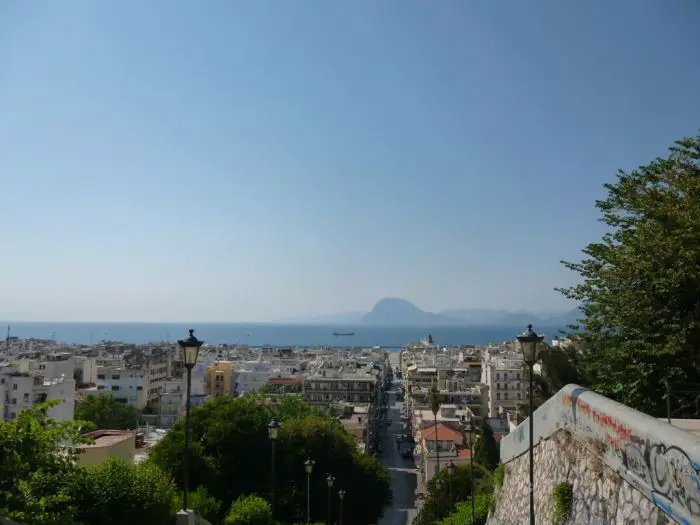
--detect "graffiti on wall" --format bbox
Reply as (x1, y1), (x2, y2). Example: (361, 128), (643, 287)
(562, 393), (632, 451)
(623, 442), (700, 525)
(561, 392), (700, 525)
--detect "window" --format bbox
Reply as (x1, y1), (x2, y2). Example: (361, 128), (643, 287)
(111, 385), (120, 391)
(517, 383), (521, 390)
(97, 374), (105, 380)
(10, 412), (15, 419)
(504, 373), (508, 380)
(11, 398), (17, 405)
(112, 375), (120, 380)
(504, 392), (508, 400)
(517, 392), (521, 400)
(23, 393), (29, 401)
(0, 378), (4, 384)
(496, 373), (500, 380)
(13, 384), (17, 390)
(516, 373), (521, 379)
(496, 392), (501, 400)
(136, 386), (143, 391)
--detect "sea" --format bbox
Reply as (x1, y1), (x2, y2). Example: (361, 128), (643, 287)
(1, 322), (567, 348)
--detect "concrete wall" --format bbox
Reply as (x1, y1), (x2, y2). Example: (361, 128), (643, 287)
(490, 430), (673, 524)
(496, 384), (700, 525)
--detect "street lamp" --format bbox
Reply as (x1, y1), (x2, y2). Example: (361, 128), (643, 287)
(178, 329), (203, 512)
(435, 478), (442, 521)
(447, 461), (456, 525)
(463, 416), (475, 524)
(304, 458), (315, 524)
(326, 474), (335, 525)
(338, 489), (346, 525)
(517, 324), (544, 525)
(268, 419), (281, 518)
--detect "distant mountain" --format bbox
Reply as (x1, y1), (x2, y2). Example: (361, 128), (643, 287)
(279, 299), (580, 327)
(361, 298), (463, 326)
(276, 311), (365, 324)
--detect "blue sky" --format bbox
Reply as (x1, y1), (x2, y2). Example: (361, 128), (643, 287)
(1, 1), (699, 322)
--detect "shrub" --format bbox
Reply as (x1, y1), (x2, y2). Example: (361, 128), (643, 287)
(224, 494), (272, 525)
(552, 481), (573, 523)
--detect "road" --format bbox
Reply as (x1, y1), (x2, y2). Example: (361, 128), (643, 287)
(377, 377), (418, 525)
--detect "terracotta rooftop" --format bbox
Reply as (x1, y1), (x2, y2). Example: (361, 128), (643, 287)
(423, 423), (462, 442)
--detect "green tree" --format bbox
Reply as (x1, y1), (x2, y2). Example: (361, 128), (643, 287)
(150, 395), (391, 525)
(188, 485), (223, 524)
(437, 493), (492, 525)
(224, 494), (272, 525)
(67, 457), (177, 525)
(75, 393), (143, 430)
(413, 464), (477, 525)
(559, 133), (700, 416)
(426, 381), (442, 474)
(472, 421), (499, 472)
(0, 402), (86, 525)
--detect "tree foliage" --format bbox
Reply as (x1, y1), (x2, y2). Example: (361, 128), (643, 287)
(0, 402), (86, 524)
(188, 485), (223, 524)
(224, 494), (272, 525)
(472, 422), (499, 473)
(75, 393), (142, 430)
(150, 394), (391, 525)
(67, 457), (177, 525)
(559, 133), (700, 416)
(437, 493), (492, 525)
(413, 464), (477, 525)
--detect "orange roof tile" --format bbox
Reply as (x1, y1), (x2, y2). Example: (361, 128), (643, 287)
(423, 423), (462, 442)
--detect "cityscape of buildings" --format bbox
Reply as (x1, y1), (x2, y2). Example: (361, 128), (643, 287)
(0, 331), (577, 493)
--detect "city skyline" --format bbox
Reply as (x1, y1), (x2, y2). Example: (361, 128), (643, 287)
(2, 1), (700, 322)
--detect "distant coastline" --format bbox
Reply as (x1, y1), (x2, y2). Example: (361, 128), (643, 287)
(1, 321), (569, 347)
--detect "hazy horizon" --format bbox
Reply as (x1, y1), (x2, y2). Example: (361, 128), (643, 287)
(3, 1), (699, 322)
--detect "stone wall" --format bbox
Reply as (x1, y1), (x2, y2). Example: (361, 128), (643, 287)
(492, 384), (700, 525)
(489, 430), (673, 524)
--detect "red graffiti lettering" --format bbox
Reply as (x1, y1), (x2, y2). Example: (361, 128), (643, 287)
(562, 394), (632, 442)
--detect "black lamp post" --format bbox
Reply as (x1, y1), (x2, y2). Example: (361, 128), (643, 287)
(326, 474), (335, 525)
(446, 461), (455, 525)
(435, 478), (441, 521)
(268, 419), (280, 518)
(178, 329), (203, 512)
(338, 489), (346, 525)
(304, 458), (315, 524)
(517, 324), (544, 525)
(463, 416), (475, 524)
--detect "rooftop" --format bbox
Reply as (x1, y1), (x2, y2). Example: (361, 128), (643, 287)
(80, 430), (135, 448)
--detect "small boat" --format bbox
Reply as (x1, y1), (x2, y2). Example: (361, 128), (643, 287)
(332, 332), (355, 336)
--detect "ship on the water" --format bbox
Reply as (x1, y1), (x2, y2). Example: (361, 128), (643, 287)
(332, 331), (355, 336)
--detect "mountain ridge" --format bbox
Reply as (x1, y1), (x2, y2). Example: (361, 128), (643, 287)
(278, 299), (580, 326)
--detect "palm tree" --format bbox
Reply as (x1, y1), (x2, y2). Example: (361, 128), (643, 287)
(427, 380), (441, 474)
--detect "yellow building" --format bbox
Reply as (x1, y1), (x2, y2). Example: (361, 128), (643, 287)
(205, 360), (235, 397)
(77, 430), (136, 467)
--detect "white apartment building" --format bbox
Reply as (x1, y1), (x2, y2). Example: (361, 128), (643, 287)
(86, 366), (148, 409)
(1, 361), (75, 423)
(482, 351), (526, 417)
(157, 379), (185, 428)
(234, 357), (271, 394)
(37, 353), (75, 380)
